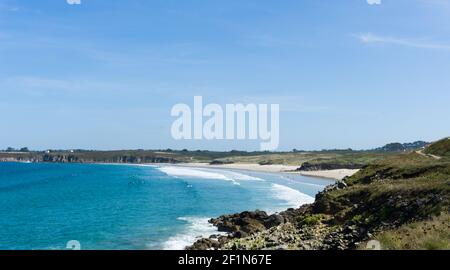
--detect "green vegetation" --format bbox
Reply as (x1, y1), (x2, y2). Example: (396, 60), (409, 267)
(0, 148), (396, 168)
(344, 151), (450, 186)
(308, 140), (450, 249)
(192, 137), (450, 250)
(371, 213), (450, 250)
(1, 140), (431, 167)
(424, 137), (450, 157)
(316, 150), (449, 220)
(296, 214), (328, 226)
(2, 138), (449, 250)
(2, 147), (29, 153)
(211, 151), (390, 167)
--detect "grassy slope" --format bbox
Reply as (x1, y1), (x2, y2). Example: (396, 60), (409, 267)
(370, 213), (450, 250)
(318, 140), (450, 249)
(220, 139), (450, 250)
(424, 137), (450, 157)
(361, 139), (450, 250)
(200, 151), (389, 166)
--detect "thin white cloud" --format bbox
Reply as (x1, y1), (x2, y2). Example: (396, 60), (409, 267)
(0, 2), (43, 14)
(0, 2), (19, 12)
(67, 0), (81, 5)
(358, 33), (450, 51)
(419, 0), (450, 9)
(0, 30), (209, 67)
(367, 0), (382, 5)
(0, 76), (194, 99)
(0, 76), (126, 97)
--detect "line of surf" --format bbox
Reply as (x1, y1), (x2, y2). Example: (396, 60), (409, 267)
(157, 165), (263, 185)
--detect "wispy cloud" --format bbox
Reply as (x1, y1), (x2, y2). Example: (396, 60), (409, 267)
(67, 0), (81, 5)
(419, 0), (450, 9)
(0, 76), (208, 100)
(0, 29), (209, 67)
(0, 76), (129, 97)
(366, 0), (382, 5)
(0, 1), (42, 14)
(357, 33), (450, 51)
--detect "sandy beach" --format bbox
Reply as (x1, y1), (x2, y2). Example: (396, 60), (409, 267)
(295, 169), (360, 180)
(180, 163), (359, 180)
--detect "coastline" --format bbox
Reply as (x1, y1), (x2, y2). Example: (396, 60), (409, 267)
(153, 163), (336, 249)
(294, 169), (360, 180)
(177, 163), (358, 181)
(181, 164), (355, 250)
(0, 161), (358, 250)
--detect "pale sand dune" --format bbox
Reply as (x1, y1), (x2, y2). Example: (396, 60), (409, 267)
(180, 163), (298, 172)
(179, 163), (359, 180)
(296, 169), (360, 181)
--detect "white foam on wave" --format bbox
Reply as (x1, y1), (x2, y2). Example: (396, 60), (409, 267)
(162, 217), (226, 250)
(279, 176), (327, 188)
(157, 166), (263, 185)
(223, 171), (264, 181)
(271, 183), (315, 209)
(158, 166), (230, 180)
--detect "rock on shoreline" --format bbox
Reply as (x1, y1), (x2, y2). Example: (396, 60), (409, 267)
(187, 165), (449, 250)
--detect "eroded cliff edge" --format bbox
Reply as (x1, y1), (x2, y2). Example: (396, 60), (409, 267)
(189, 139), (450, 250)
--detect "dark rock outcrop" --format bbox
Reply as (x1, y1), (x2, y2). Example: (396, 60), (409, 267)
(297, 162), (363, 171)
(209, 160), (234, 165)
(209, 210), (286, 238)
(188, 146), (450, 250)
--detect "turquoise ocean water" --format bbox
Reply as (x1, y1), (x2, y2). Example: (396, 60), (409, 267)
(0, 162), (332, 250)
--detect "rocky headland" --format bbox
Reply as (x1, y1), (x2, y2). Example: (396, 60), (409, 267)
(189, 139), (450, 250)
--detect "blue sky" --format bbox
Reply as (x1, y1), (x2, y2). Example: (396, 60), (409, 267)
(1, 0), (450, 151)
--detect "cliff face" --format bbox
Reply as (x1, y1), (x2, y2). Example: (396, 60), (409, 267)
(189, 142), (450, 250)
(0, 152), (181, 164)
(40, 154), (179, 164)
